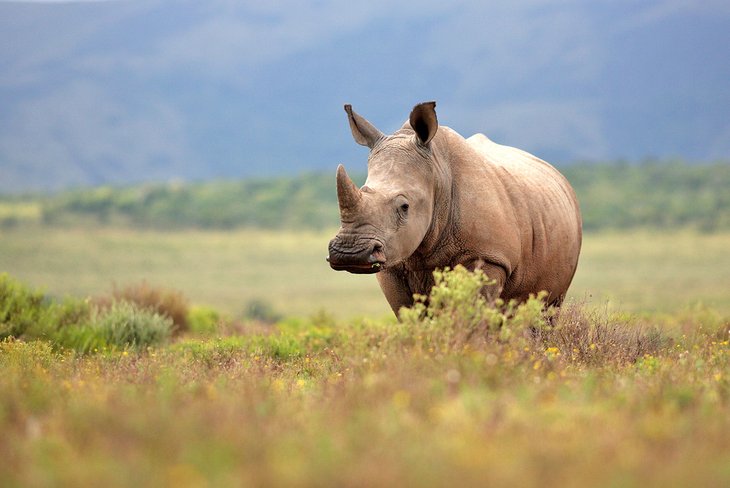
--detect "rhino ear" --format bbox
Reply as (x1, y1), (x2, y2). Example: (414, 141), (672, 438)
(409, 101), (438, 146)
(344, 104), (384, 149)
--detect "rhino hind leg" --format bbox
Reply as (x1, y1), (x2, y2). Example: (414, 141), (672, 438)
(464, 258), (507, 304)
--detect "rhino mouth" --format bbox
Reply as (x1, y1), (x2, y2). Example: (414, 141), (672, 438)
(327, 239), (386, 274)
(328, 260), (385, 274)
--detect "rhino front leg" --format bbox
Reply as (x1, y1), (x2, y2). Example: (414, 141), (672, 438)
(376, 268), (414, 316)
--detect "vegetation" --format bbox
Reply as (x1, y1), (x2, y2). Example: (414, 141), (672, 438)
(98, 281), (190, 334)
(1, 160), (728, 232)
(1, 274), (173, 353)
(566, 160), (730, 231)
(1, 267), (728, 486)
(35, 172), (341, 230)
(1, 160), (728, 484)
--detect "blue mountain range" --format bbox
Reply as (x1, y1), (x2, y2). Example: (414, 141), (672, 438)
(1, 0), (729, 192)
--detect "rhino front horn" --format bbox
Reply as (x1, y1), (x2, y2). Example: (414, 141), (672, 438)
(336, 164), (361, 213)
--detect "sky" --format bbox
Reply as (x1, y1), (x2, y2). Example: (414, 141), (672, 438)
(1, 0), (729, 192)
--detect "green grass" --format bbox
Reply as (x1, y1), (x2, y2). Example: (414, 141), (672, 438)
(0, 227), (728, 318)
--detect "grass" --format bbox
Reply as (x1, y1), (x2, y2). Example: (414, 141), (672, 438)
(0, 227), (728, 318)
(0, 267), (728, 487)
(0, 227), (390, 319)
(572, 230), (730, 314)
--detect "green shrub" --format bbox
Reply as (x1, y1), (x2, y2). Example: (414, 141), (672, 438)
(0, 274), (102, 350)
(187, 306), (221, 335)
(397, 266), (548, 352)
(92, 301), (173, 351)
(0, 273), (51, 339)
(34, 298), (95, 350)
(0, 274), (176, 353)
(52, 323), (107, 355)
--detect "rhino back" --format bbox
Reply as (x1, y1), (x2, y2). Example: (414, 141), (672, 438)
(444, 130), (582, 304)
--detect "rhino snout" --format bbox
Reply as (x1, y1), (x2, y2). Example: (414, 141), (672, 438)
(327, 237), (385, 274)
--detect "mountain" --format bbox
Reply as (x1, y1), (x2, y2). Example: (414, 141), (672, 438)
(1, 0), (729, 193)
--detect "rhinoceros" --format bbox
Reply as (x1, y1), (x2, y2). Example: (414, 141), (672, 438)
(327, 101), (582, 316)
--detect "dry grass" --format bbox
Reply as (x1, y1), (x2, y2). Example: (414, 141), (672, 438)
(2, 267), (726, 486)
(538, 302), (667, 365)
(1, 299), (728, 487)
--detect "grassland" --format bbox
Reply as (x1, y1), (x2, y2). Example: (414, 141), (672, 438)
(1, 267), (729, 487)
(0, 227), (389, 319)
(1, 228), (730, 487)
(0, 227), (729, 318)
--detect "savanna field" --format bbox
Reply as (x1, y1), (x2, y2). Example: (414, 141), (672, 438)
(1, 164), (730, 487)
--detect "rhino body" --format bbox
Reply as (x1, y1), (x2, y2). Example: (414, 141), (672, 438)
(328, 102), (582, 316)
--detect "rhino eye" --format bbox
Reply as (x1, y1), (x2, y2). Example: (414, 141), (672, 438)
(395, 197), (409, 221)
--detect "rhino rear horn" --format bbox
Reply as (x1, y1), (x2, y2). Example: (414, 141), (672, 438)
(345, 104), (384, 149)
(336, 164), (361, 213)
(409, 101), (438, 146)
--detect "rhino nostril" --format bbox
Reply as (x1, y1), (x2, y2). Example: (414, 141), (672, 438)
(368, 243), (385, 264)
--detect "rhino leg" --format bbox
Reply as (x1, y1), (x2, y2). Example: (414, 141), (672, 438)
(464, 258), (507, 303)
(376, 269), (415, 316)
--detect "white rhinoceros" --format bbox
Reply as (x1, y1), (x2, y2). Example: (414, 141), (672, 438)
(328, 101), (582, 316)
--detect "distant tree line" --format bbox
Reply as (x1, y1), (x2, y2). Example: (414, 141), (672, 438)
(564, 161), (730, 231)
(38, 173), (343, 230)
(1, 161), (728, 232)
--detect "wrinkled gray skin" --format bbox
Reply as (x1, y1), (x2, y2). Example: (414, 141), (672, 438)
(328, 101), (582, 316)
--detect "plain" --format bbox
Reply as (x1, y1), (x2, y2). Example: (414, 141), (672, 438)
(1, 227), (729, 487)
(0, 227), (728, 317)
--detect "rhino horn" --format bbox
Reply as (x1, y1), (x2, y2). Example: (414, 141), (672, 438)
(345, 104), (385, 149)
(336, 164), (361, 213)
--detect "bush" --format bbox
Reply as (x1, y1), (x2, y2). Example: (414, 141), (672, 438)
(92, 302), (172, 351)
(0, 274), (173, 353)
(48, 302), (172, 354)
(396, 266), (668, 365)
(0, 273), (52, 340)
(187, 306), (221, 335)
(101, 281), (189, 334)
(397, 266), (547, 352)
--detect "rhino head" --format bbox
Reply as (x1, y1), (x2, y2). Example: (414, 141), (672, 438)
(327, 102), (440, 274)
